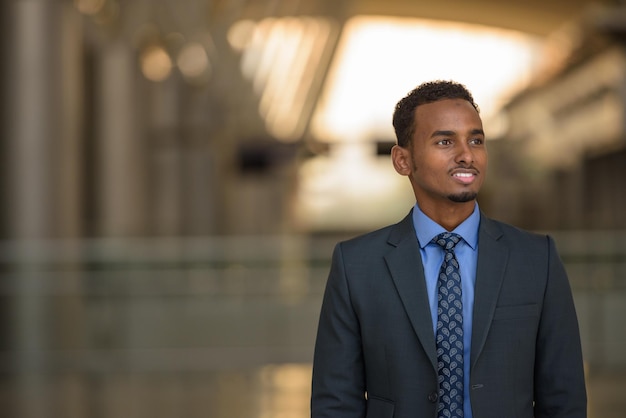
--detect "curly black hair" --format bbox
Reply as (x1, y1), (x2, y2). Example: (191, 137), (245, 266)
(392, 80), (479, 148)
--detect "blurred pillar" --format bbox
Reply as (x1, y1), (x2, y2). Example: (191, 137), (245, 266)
(2, 1), (86, 417)
(5, 2), (59, 239)
(96, 40), (147, 237)
(151, 77), (184, 236)
(3, 1), (61, 418)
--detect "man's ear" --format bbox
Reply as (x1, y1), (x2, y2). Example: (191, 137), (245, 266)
(391, 145), (412, 176)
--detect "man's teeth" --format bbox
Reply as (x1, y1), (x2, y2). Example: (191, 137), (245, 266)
(454, 173), (473, 177)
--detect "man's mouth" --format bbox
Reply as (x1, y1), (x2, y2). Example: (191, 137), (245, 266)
(452, 171), (477, 184)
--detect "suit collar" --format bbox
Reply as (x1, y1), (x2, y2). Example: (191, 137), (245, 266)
(411, 202), (481, 250)
(387, 210), (415, 247)
(470, 214), (508, 368)
(385, 210), (510, 372)
(385, 211), (439, 371)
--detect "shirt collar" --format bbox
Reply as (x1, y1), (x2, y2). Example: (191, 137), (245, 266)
(412, 202), (480, 250)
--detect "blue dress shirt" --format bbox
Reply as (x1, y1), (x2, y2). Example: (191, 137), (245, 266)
(412, 202), (480, 418)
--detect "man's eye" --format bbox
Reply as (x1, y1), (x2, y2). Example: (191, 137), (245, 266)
(438, 139), (451, 145)
(470, 138), (484, 145)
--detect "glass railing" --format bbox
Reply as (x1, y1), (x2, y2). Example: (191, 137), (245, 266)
(0, 231), (624, 418)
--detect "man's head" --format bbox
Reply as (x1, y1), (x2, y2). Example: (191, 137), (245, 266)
(392, 80), (479, 148)
(390, 80), (487, 223)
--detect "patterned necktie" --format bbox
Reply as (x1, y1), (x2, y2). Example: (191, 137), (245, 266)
(432, 232), (464, 418)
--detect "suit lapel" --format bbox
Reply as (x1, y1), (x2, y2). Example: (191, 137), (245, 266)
(470, 215), (508, 369)
(384, 213), (438, 372)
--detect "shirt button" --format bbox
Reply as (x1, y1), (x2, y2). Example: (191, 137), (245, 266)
(428, 391), (439, 403)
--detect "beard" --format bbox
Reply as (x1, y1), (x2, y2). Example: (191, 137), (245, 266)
(447, 191), (477, 203)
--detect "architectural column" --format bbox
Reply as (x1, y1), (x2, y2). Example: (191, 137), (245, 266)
(3, 1), (61, 417)
(96, 40), (147, 237)
(2, 1), (87, 417)
(150, 77), (184, 236)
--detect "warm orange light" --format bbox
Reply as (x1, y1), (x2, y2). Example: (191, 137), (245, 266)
(140, 45), (172, 82)
(177, 42), (211, 83)
(311, 15), (542, 143)
(74, 0), (105, 15)
(228, 19), (257, 52)
(238, 17), (335, 141)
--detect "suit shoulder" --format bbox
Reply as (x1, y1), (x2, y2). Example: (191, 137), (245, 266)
(483, 216), (550, 248)
(334, 211), (417, 257)
(337, 223), (397, 252)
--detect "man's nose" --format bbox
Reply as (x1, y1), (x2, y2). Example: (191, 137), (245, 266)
(455, 142), (474, 164)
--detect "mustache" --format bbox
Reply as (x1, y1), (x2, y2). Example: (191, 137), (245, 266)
(450, 164), (479, 173)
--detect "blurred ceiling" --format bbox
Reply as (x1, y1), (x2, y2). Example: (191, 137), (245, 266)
(104, 0), (615, 37)
(216, 0), (616, 35)
(345, 0), (612, 35)
(79, 0), (619, 144)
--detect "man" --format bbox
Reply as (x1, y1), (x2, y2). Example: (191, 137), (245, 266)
(311, 80), (586, 418)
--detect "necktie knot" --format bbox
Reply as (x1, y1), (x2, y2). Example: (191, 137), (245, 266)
(432, 232), (462, 253)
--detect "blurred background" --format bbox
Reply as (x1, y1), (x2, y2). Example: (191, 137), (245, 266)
(1, 0), (625, 417)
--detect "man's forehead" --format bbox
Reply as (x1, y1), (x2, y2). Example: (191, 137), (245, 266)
(414, 99), (482, 126)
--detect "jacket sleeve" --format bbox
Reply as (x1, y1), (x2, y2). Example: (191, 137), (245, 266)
(311, 243), (367, 418)
(533, 235), (587, 418)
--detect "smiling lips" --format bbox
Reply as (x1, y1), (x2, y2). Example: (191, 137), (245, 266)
(452, 170), (478, 184)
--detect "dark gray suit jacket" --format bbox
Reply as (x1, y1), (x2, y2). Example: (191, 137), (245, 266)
(311, 211), (586, 418)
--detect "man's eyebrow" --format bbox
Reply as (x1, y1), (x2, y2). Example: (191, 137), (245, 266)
(431, 130), (455, 138)
(431, 129), (485, 138)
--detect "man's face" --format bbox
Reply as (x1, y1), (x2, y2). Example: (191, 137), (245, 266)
(393, 98), (487, 208)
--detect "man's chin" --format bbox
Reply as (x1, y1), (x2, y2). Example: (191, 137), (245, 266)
(448, 192), (477, 203)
